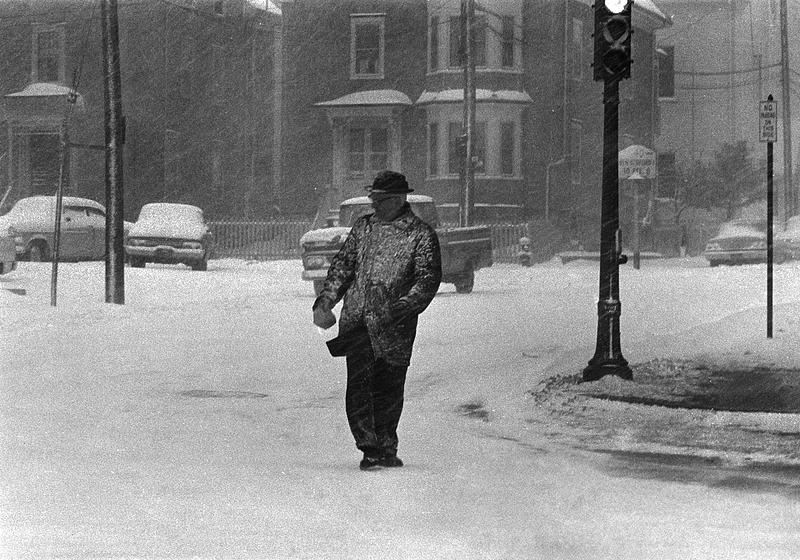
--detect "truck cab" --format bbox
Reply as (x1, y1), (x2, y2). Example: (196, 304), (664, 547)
(300, 195), (492, 295)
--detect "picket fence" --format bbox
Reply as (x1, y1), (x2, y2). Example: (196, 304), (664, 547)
(208, 220), (530, 263)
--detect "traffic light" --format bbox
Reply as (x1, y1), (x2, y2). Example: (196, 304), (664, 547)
(593, 0), (633, 82)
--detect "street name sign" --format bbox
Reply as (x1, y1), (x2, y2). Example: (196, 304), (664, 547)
(618, 145), (656, 179)
(759, 99), (777, 143)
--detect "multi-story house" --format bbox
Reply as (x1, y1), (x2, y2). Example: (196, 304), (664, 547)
(281, 0), (669, 243)
(1, 0), (281, 219)
(654, 0), (798, 218)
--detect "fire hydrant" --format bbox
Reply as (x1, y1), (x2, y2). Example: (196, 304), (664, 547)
(518, 236), (532, 267)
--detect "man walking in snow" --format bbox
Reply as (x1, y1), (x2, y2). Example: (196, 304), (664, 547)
(312, 170), (442, 471)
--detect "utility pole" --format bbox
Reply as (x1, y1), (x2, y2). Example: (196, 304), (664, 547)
(780, 0), (793, 223)
(729, 0), (736, 142)
(101, 0), (125, 304)
(460, 0), (476, 227)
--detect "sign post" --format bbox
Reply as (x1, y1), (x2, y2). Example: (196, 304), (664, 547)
(618, 146), (656, 271)
(760, 96), (777, 338)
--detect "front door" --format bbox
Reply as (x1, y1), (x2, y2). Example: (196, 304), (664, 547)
(59, 206), (94, 259)
(29, 133), (61, 196)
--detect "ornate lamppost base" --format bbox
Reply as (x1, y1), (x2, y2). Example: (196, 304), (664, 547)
(582, 358), (633, 382)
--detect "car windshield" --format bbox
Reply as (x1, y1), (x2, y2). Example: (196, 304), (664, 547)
(138, 204), (203, 224)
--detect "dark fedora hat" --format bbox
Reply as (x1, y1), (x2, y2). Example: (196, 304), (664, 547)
(365, 170), (414, 195)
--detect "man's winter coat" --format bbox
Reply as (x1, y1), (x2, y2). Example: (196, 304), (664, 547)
(314, 204), (442, 367)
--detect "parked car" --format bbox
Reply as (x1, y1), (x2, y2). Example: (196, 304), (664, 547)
(775, 215), (800, 261)
(124, 203), (211, 271)
(0, 196), (130, 262)
(704, 219), (790, 266)
(300, 195), (493, 295)
(0, 231), (16, 274)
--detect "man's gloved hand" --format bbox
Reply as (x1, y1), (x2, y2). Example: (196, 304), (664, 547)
(313, 300), (336, 329)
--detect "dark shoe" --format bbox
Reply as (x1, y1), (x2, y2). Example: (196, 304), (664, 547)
(379, 455), (403, 468)
(359, 455), (382, 471)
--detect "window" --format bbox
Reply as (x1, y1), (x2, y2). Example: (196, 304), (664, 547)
(449, 15), (486, 67)
(348, 127), (388, 177)
(449, 16), (462, 67)
(657, 152), (676, 197)
(32, 25), (64, 83)
(571, 18), (583, 81)
(658, 46), (675, 98)
(351, 15), (385, 79)
(447, 122), (485, 175)
(430, 16), (439, 71)
(501, 16), (515, 68)
(474, 16), (487, 67)
(448, 122), (463, 174)
(570, 121), (582, 185)
(500, 122), (515, 175)
(474, 122), (486, 174)
(428, 123), (439, 176)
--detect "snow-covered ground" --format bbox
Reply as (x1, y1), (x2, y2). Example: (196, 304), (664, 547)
(1, 257), (799, 559)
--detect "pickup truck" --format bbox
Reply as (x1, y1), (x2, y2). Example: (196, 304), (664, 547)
(300, 195), (492, 295)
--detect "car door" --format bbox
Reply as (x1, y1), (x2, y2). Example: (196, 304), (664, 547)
(59, 206), (94, 259)
(84, 207), (108, 258)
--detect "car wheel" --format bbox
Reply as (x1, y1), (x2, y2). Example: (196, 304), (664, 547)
(28, 242), (49, 262)
(708, 260), (720, 267)
(191, 258), (208, 271)
(454, 267), (475, 294)
(774, 252), (787, 265)
(129, 256), (145, 268)
(313, 279), (325, 296)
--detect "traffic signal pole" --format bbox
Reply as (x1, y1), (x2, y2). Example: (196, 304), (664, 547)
(584, 0), (633, 381)
(101, 0), (125, 304)
(583, 79), (631, 381)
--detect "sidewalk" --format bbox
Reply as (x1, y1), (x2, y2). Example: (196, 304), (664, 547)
(530, 359), (800, 480)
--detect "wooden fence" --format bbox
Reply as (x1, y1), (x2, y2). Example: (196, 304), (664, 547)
(208, 220), (530, 263)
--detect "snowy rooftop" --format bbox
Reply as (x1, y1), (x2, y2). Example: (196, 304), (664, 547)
(416, 89), (533, 105)
(315, 90), (413, 107)
(246, 0), (280, 14)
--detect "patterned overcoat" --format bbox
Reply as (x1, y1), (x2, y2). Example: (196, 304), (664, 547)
(314, 204), (442, 367)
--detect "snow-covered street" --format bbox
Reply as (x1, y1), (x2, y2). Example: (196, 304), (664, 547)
(1, 258), (799, 559)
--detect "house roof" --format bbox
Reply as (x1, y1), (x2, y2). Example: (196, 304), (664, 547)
(315, 90), (413, 107)
(415, 89), (533, 105)
(246, 0), (281, 14)
(4, 82), (85, 110)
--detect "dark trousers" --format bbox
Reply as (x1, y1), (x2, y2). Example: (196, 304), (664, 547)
(345, 344), (408, 458)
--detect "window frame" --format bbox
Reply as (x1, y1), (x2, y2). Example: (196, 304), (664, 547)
(428, 122), (439, 177)
(501, 16), (515, 69)
(429, 15), (439, 72)
(446, 121), (486, 176)
(350, 14), (386, 80)
(657, 45), (675, 99)
(500, 122), (515, 176)
(32, 24), (66, 83)
(347, 126), (389, 178)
